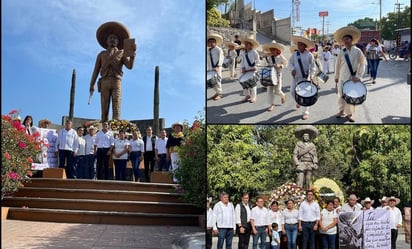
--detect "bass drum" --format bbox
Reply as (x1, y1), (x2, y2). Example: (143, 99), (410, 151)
(342, 80), (367, 105)
(238, 71), (258, 89)
(294, 80), (318, 106)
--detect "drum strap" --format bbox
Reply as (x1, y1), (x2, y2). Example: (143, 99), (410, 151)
(296, 52), (308, 78)
(209, 48), (219, 68)
(245, 52), (255, 67)
(343, 48), (356, 76)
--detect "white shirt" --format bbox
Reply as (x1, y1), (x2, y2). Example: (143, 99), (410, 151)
(298, 200), (320, 222)
(84, 134), (97, 155)
(341, 202), (363, 213)
(212, 201), (236, 230)
(130, 138), (144, 152)
(55, 128), (78, 152)
(250, 206), (269, 227)
(112, 139), (129, 160)
(240, 49), (260, 72)
(335, 45), (366, 82)
(207, 207), (214, 229)
(235, 202), (251, 225)
(288, 50), (316, 82)
(267, 209), (283, 232)
(155, 137), (168, 154)
(144, 135), (156, 152)
(207, 46), (224, 73)
(271, 230), (280, 246)
(75, 136), (86, 156)
(319, 208), (337, 235)
(95, 130), (114, 148)
(388, 206), (402, 229)
(282, 208), (299, 225)
(264, 54), (288, 68)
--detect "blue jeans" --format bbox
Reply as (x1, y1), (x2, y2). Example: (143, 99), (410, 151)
(271, 245), (280, 249)
(367, 59), (380, 79)
(129, 151), (142, 181)
(252, 226), (267, 249)
(84, 154), (95, 179)
(58, 149), (75, 178)
(285, 224), (298, 249)
(114, 159), (127, 181)
(217, 228), (233, 249)
(301, 221), (316, 249)
(320, 234), (335, 249)
(74, 155), (86, 179)
(157, 154), (169, 171)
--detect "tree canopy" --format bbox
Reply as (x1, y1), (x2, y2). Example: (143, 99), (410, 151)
(207, 125), (411, 212)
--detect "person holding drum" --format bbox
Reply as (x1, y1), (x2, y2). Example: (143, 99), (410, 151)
(239, 35), (261, 103)
(207, 33), (225, 101)
(333, 26), (366, 122)
(262, 40), (287, 111)
(225, 42), (238, 79)
(288, 36), (317, 120)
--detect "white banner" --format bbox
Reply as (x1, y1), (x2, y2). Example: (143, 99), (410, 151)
(31, 128), (58, 170)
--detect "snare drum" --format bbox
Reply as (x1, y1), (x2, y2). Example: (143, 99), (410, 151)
(222, 58), (231, 68)
(239, 71), (258, 89)
(294, 80), (318, 106)
(207, 70), (219, 88)
(316, 71), (329, 83)
(259, 67), (276, 87)
(342, 80), (367, 105)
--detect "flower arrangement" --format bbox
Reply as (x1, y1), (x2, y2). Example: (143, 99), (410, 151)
(270, 182), (324, 209)
(175, 119), (205, 209)
(108, 119), (138, 133)
(1, 110), (42, 199)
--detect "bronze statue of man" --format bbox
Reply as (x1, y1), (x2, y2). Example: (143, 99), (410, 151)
(293, 125), (318, 189)
(89, 21), (136, 122)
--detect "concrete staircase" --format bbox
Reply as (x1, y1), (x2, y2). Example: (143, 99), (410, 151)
(2, 178), (202, 226)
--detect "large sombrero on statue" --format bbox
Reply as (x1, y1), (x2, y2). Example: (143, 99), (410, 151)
(262, 40), (286, 53)
(207, 33), (223, 46)
(96, 21), (130, 50)
(240, 35), (260, 49)
(333, 26), (361, 45)
(294, 125), (319, 139)
(291, 36), (315, 49)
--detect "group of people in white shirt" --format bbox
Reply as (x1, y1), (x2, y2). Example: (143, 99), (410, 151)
(207, 191), (403, 249)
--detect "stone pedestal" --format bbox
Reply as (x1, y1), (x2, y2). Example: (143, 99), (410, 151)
(43, 168), (67, 179)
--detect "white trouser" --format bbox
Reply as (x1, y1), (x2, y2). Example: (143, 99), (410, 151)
(170, 152), (180, 182)
(243, 86), (257, 99)
(267, 72), (285, 105)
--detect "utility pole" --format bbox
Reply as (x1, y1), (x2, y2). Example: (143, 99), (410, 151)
(394, 0), (404, 47)
(379, 0), (382, 30)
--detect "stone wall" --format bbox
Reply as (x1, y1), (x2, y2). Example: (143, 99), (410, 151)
(273, 17), (291, 44)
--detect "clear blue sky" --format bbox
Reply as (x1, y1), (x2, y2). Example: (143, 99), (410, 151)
(219, 0), (410, 34)
(2, 0), (205, 128)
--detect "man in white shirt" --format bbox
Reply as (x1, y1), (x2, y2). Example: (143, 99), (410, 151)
(74, 127), (86, 179)
(341, 194), (363, 213)
(387, 196), (402, 249)
(207, 33), (224, 101)
(55, 120), (78, 179)
(143, 126), (157, 182)
(94, 122), (114, 180)
(155, 129), (169, 171)
(213, 192), (236, 249)
(84, 126), (97, 179)
(333, 26), (366, 122)
(235, 193), (252, 249)
(250, 196), (270, 249)
(298, 189), (320, 249)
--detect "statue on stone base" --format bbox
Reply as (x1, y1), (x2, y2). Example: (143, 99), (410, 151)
(89, 21), (136, 122)
(293, 125), (319, 189)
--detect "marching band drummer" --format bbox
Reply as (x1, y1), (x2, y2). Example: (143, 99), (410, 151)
(333, 26), (366, 122)
(225, 41), (239, 79)
(207, 33), (224, 101)
(288, 36), (316, 120)
(262, 40), (287, 112)
(239, 35), (261, 103)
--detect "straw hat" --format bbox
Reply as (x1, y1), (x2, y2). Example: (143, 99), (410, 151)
(294, 125), (319, 140)
(240, 35), (260, 49)
(88, 125), (97, 131)
(225, 41), (238, 48)
(207, 33), (223, 46)
(323, 45), (330, 51)
(291, 36), (315, 49)
(333, 26), (361, 45)
(39, 119), (51, 128)
(387, 196), (400, 205)
(96, 21), (130, 50)
(262, 40), (286, 53)
(171, 122), (184, 130)
(290, 44), (298, 53)
(361, 197), (374, 205)
(379, 196), (387, 203)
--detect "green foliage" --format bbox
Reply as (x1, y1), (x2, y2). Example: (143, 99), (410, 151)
(207, 7), (230, 27)
(379, 6), (410, 40)
(348, 18), (377, 30)
(206, 0), (229, 11)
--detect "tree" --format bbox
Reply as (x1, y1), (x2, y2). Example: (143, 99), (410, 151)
(380, 6), (410, 40)
(207, 7), (230, 27)
(207, 0), (229, 11)
(348, 17), (377, 30)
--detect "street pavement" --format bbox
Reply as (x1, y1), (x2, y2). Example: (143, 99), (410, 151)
(207, 50), (410, 124)
(1, 220), (203, 249)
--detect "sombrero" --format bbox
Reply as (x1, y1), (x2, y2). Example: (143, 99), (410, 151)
(240, 35), (260, 49)
(171, 122), (184, 130)
(290, 44), (298, 53)
(225, 41), (238, 48)
(294, 125), (319, 139)
(96, 21), (130, 50)
(39, 119), (51, 127)
(333, 26), (361, 45)
(88, 125), (97, 131)
(323, 45), (330, 50)
(207, 33), (223, 46)
(387, 196), (400, 205)
(262, 40), (286, 53)
(361, 197), (374, 205)
(379, 196), (387, 203)
(291, 36), (315, 49)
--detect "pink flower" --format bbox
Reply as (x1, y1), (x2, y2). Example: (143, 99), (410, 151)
(9, 110), (18, 115)
(4, 152), (11, 160)
(18, 142), (27, 148)
(9, 171), (19, 180)
(27, 157), (33, 163)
